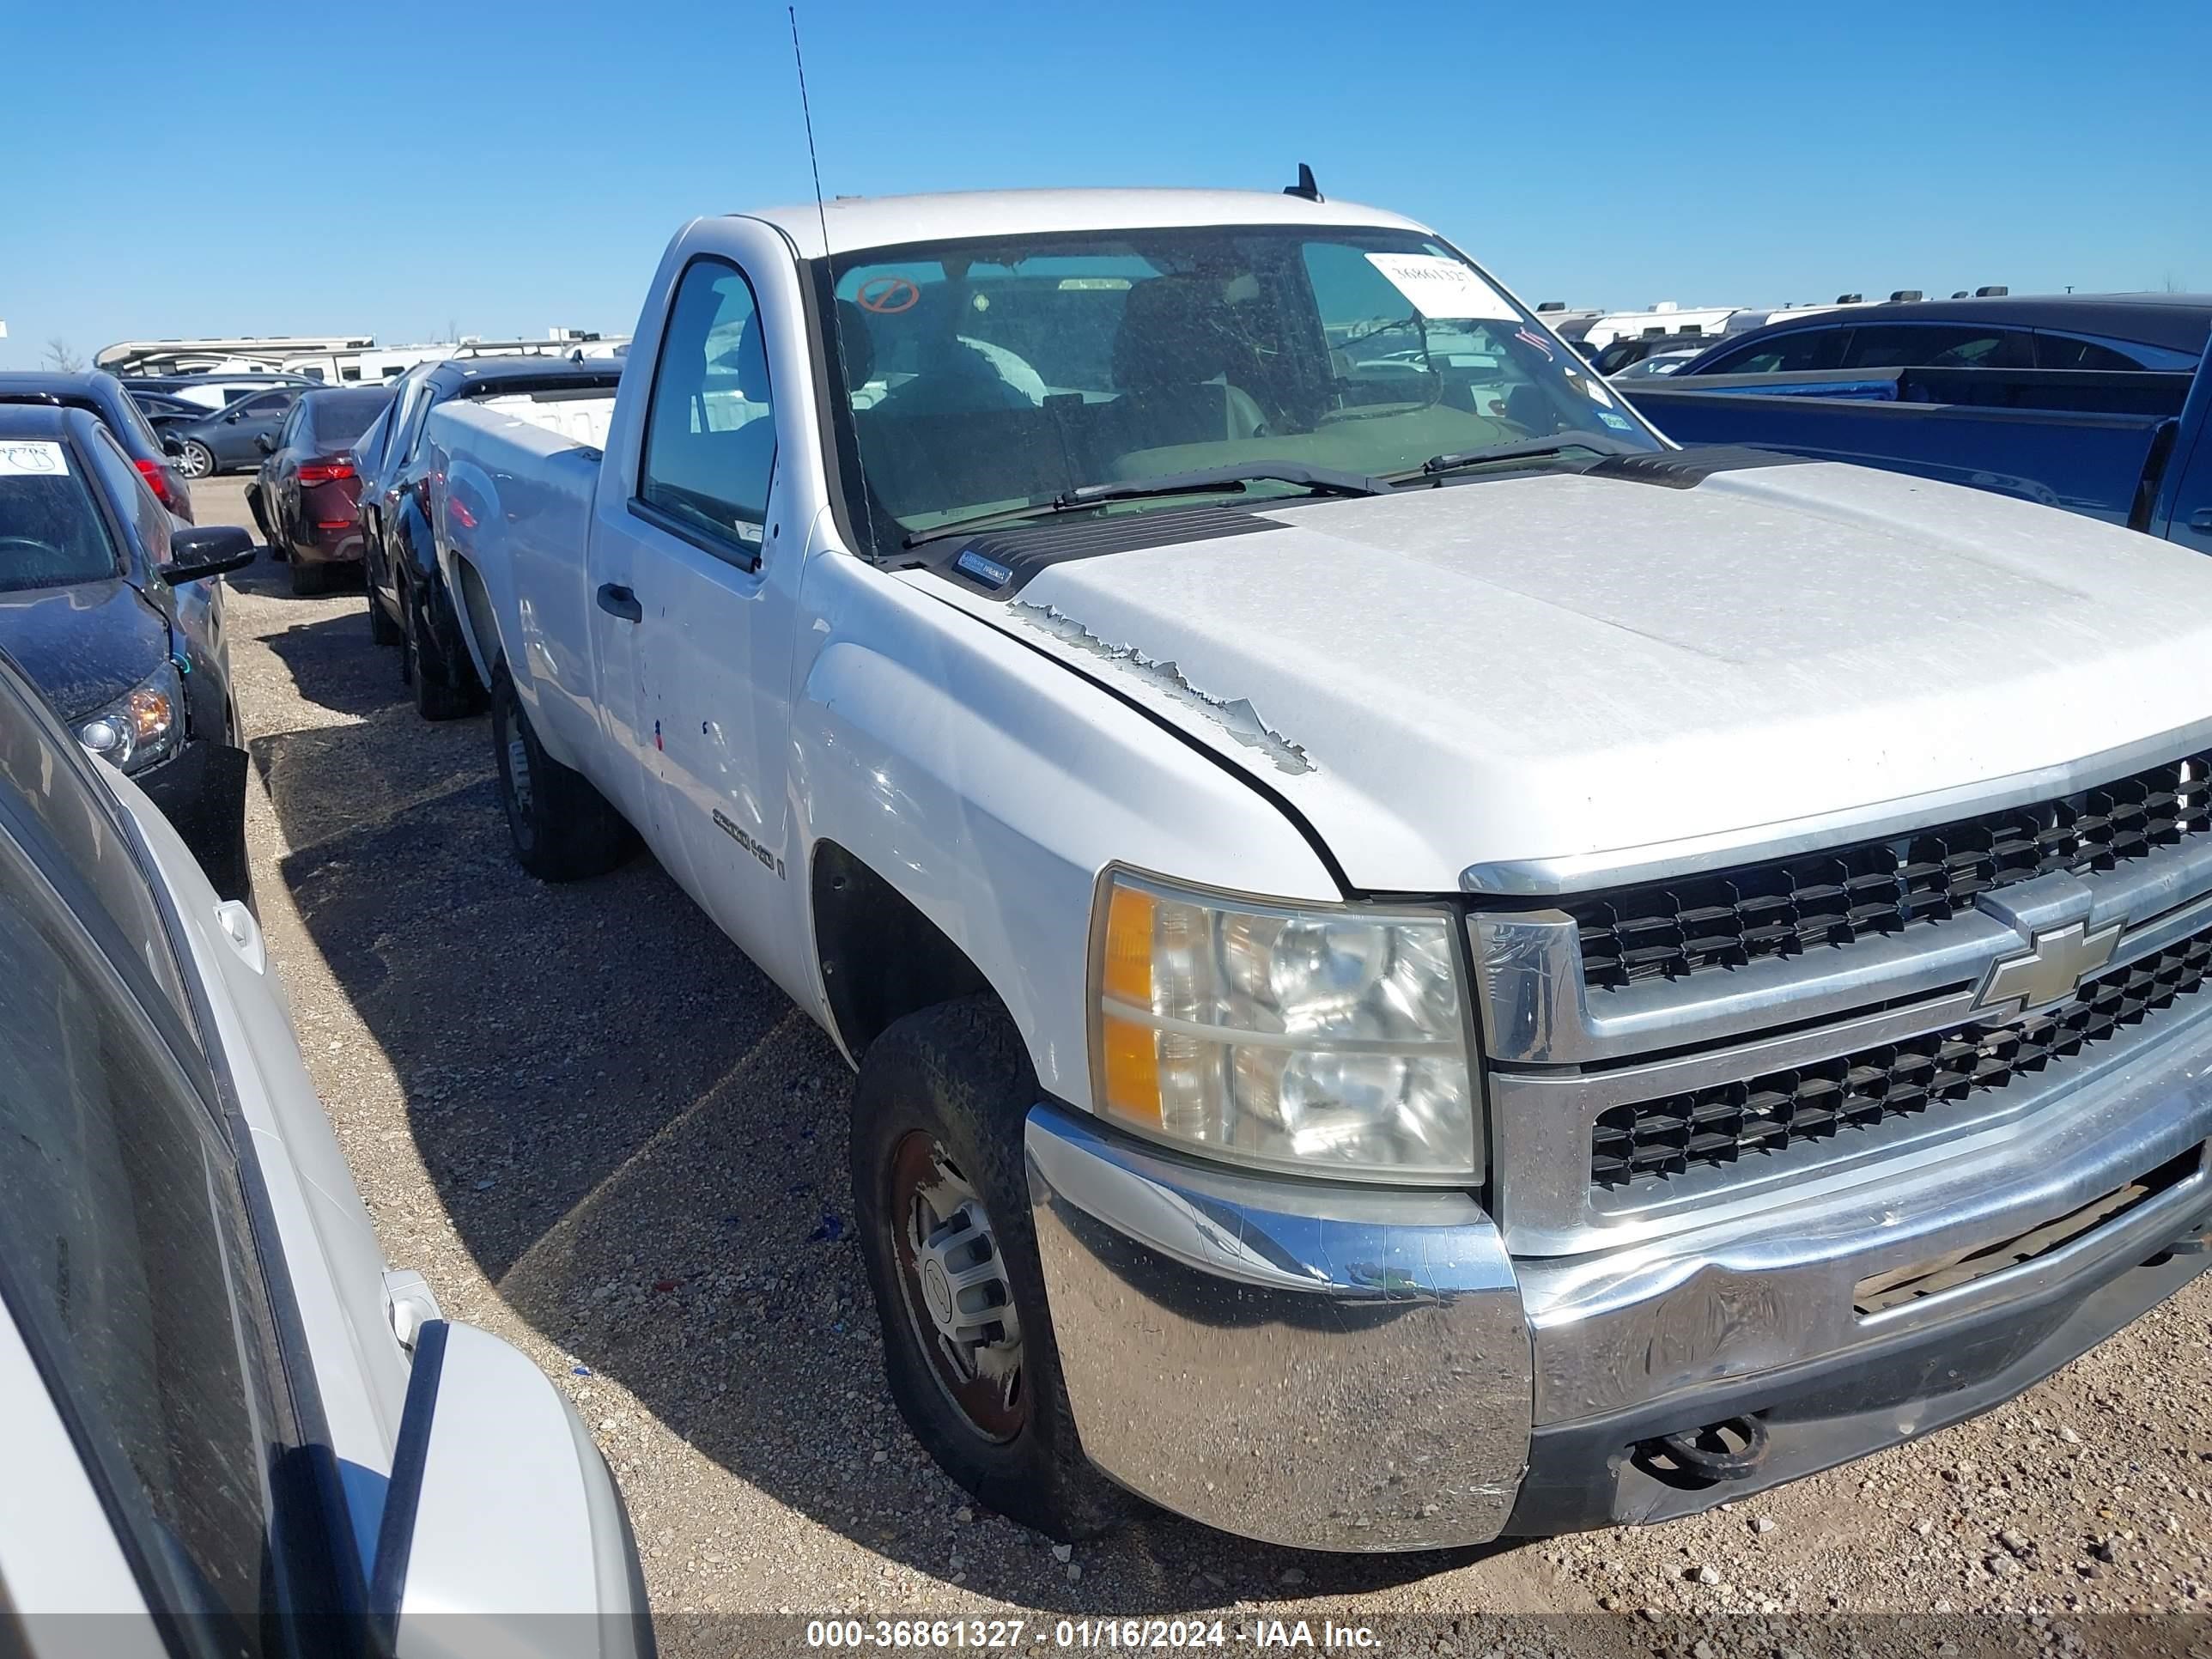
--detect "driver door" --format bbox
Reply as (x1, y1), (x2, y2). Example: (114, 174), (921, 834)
(591, 238), (806, 973)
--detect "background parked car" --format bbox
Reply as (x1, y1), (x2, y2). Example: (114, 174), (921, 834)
(0, 369), (195, 520)
(125, 386), (214, 433)
(1674, 292), (2212, 377)
(0, 403), (256, 895)
(365, 355), (621, 718)
(165, 383), (309, 480)
(0, 647), (654, 1654)
(1589, 333), (1725, 376)
(255, 385), (392, 595)
(121, 369), (319, 411)
(1608, 344), (1710, 380)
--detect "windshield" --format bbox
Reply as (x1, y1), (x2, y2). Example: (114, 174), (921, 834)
(820, 224), (1660, 550)
(0, 441), (119, 592)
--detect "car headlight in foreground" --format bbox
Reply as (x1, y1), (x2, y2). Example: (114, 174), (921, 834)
(76, 660), (184, 775)
(1091, 867), (1477, 1182)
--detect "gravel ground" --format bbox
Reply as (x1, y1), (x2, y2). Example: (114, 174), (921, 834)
(191, 475), (2212, 1649)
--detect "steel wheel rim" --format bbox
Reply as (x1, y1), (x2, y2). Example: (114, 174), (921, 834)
(887, 1131), (1025, 1443)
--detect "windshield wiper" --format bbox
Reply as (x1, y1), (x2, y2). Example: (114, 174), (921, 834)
(901, 461), (1389, 550)
(1390, 430), (1641, 483)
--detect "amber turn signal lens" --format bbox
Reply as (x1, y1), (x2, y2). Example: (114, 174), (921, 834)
(1102, 883), (1154, 1008)
(1099, 1014), (1163, 1125)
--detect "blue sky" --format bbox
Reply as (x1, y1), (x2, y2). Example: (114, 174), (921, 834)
(4, 0), (2209, 369)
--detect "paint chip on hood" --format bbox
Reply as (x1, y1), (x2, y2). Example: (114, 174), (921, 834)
(1012, 600), (1316, 776)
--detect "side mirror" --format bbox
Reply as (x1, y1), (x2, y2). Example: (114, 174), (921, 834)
(162, 524), (258, 584)
(254, 434), (276, 454)
(161, 434), (185, 458)
(371, 1322), (651, 1655)
(223, 410), (243, 423)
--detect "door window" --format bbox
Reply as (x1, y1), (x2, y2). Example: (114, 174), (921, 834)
(1840, 324), (2028, 370)
(0, 830), (289, 1652)
(233, 391), (295, 422)
(2035, 333), (2146, 371)
(1702, 327), (1842, 374)
(637, 258), (776, 566)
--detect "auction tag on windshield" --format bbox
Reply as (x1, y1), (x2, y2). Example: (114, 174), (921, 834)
(0, 441), (69, 477)
(1364, 252), (1518, 320)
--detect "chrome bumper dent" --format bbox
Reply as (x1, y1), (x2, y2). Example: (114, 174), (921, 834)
(1023, 1107), (1530, 1552)
(1518, 1019), (2212, 1424)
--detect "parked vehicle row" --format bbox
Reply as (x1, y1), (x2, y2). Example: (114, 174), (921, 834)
(407, 185), (2212, 1555)
(357, 355), (622, 714)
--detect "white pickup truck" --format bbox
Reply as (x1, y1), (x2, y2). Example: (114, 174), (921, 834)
(424, 185), (2212, 1553)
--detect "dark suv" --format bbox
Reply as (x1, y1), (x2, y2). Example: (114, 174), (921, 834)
(0, 371), (196, 520)
(1675, 293), (2212, 378)
(364, 356), (622, 719)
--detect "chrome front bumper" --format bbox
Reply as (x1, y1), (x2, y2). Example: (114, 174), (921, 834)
(1026, 1000), (2212, 1552)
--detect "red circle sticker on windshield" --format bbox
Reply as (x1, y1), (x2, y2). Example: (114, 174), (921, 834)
(856, 276), (921, 314)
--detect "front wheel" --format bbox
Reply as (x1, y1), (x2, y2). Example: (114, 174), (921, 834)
(367, 587), (402, 646)
(404, 591), (476, 720)
(176, 440), (216, 480)
(852, 997), (1134, 1542)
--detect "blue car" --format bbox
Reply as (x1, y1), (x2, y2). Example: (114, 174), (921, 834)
(1676, 293), (2212, 378)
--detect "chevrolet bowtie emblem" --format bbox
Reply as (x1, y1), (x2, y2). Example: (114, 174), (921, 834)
(1972, 918), (2124, 1014)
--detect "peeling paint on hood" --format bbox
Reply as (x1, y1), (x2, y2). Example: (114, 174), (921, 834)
(1011, 600), (1316, 776)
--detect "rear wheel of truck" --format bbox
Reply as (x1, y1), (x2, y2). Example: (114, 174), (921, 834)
(489, 664), (635, 881)
(851, 996), (1133, 1543)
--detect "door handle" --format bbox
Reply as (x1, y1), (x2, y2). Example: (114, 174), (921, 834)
(2189, 508), (2212, 537)
(596, 582), (642, 623)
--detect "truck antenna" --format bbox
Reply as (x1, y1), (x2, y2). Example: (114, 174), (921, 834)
(788, 6), (878, 551)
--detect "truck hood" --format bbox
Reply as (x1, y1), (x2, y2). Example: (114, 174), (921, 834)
(915, 461), (2212, 894)
(0, 579), (167, 724)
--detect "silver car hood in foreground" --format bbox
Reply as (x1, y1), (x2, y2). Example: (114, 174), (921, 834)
(923, 462), (2212, 894)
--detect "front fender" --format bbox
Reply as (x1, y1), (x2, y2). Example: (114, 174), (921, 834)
(791, 550), (1339, 1110)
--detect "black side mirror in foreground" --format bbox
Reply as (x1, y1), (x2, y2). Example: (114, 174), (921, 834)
(162, 524), (258, 585)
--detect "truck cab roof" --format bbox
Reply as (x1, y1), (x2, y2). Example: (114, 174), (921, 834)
(737, 185), (1431, 259)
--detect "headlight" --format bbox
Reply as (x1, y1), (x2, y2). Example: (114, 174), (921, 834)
(76, 660), (184, 775)
(1091, 868), (1478, 1182)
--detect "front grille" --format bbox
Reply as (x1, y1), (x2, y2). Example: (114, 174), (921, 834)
(1570, 750), (2212, 991)
(1591, 926), (2212, 1189)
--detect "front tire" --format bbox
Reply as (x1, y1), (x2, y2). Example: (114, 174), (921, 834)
(489, 664), (635, 880)
(404, 592), (476, 720)
(852, 997), (1134, 1542)
(367, 586), (402, 646)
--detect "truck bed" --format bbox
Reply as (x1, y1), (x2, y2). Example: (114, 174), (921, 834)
(1625, 366), (2194, 526)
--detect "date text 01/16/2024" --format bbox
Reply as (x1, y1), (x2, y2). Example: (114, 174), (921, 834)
(803, 1620), (1382, 1650)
